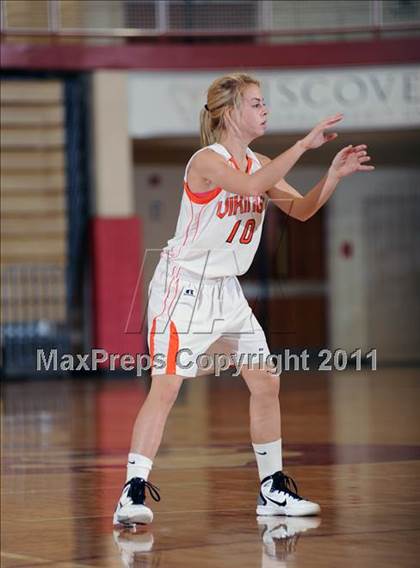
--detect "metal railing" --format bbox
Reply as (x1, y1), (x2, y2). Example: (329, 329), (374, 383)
(1, 0), (419, 40)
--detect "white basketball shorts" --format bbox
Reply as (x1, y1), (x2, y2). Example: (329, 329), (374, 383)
(147, 259), (271, 377)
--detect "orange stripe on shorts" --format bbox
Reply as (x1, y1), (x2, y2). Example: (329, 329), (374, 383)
(166, 320), (179, 375)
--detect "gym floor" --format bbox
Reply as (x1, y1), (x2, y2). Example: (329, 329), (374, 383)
(2, 367), (419, 567)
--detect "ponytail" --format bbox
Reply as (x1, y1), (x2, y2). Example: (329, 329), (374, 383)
(199, 106), (215, 147)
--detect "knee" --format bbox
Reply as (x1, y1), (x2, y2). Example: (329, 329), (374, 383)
(245, 370), (280, 399)
(149, 375), (183, 408)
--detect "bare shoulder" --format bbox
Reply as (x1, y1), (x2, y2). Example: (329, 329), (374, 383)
(189, 147), (228, 179)
(192, 147), (226, 169)
(187, 148), (227, 191)
(254, 151), (271, 166)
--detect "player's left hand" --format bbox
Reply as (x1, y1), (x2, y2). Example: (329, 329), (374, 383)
(329, 144), (375, 179)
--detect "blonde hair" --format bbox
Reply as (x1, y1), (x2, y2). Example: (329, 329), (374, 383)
(199, 73), (260, 147)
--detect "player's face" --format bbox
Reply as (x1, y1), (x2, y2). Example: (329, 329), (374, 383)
(237, 85), (268, 140)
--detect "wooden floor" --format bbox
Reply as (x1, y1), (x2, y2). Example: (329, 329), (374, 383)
(1, 368), (420, 567)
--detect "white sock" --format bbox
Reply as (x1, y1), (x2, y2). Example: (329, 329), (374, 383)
(126, 452), (153, 482)
(252, 439), (283, 481)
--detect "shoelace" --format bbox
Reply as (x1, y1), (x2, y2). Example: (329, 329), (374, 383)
(270, 471), (302, 501)
(125, 477), (161, 505)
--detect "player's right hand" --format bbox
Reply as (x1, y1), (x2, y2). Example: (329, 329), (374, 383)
(299, 113), (343, 150)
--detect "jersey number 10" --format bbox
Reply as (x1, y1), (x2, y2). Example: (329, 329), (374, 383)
(226, 218), (256, 245)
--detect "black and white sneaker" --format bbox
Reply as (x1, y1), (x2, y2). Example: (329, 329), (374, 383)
(257, 471), (320, 517)
(113, 477), (161, 526)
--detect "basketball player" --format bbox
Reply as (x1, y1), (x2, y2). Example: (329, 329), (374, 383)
(113, 73), (373, 526)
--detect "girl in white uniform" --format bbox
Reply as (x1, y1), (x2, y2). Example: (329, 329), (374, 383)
(114, 73), (373, 526)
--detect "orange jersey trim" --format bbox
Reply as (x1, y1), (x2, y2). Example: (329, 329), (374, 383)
(166, 320), (179, 374)
(246, 156), (252, 173)
(184, 153), (252, 204)
(184, 181), (222, 204)
(229, 156), (253, 174)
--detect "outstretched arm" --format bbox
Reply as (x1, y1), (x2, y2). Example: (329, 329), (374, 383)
(191, 114), (343, 197)
(259, 144), (374, 221)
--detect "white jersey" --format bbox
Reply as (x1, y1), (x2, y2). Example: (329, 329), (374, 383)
(161, 143), (266, 278)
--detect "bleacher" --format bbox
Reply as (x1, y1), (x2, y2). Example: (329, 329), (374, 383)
(1, 80), (67, 366)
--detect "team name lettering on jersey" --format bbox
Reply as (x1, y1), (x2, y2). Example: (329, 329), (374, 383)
(216, 195), (264, 218)
(162, 144), (266, 277)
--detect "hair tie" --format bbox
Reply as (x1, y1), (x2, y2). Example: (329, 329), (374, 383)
(204, 104), (209, 111)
